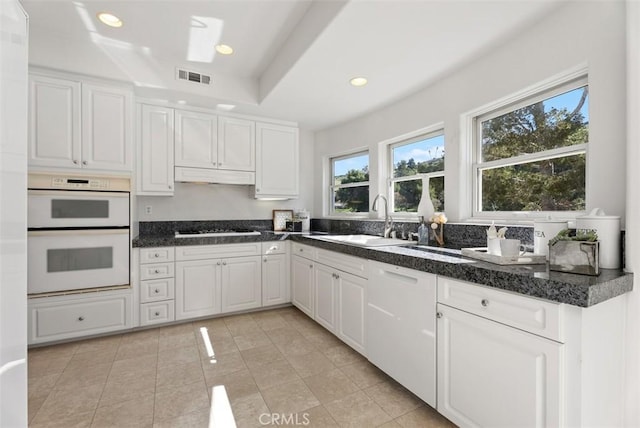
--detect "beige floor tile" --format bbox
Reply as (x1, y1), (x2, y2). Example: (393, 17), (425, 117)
(290, 318), (326, 336)
(154, 378), (210, 421)
(158, 331), (197, 351)
(260, 378), (320, 415)
(156, 360), (205, 394)
(224, 314), (261, 336)
(303, 368), (359, 404)
(378, 420), (403, 428)
(286, 350), (336, 378)
(28, 355), (71, 379)
(276, 337), (317, 358)
(305, 330), (343, 349)
(114, 337), (159, 361)
(75, 335), (122, 355)
(364, 381), (423, 418)
(28, 395), (48, 425)
(66, 348), (117, 369)
(99, 369), (156, 406)
(240, 343), (286, 370)
(229, 391), (269, 428)
(205, 368), (259, 402)
(153, 409), (210, 428)
(157, 344), (200, 367)
(92, 395), (154, 427)
(119, 327), (159, 345)
(289, 405), (339, 427)
(251, 312), (288, 331)
(321, 343), (365, 367)
(266, 326), (304, 346)
(28, 342), (78, 361)
(31, 383), (103, 425)
(201, 349), (248, 383)
(395, 405), (457, 428)
(340, 360), (388, 389)
(156, 322), (194, 337)
(108, 354), (157, 379)
(233, 330), (273, 351)
(193, 318), (232, 337)
(249, 358), (300, 390)
(324, 390), (393, 428)
(28, 372), (60, 399)
(30, 410), (95, 428)
(54, 361), (112, 391)
(200, 333), (240, 357)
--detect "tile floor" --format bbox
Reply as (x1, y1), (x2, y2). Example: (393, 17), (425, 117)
(28, 306), (457, 427)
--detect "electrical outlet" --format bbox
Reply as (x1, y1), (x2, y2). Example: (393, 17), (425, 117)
(145, 205), (152, 215)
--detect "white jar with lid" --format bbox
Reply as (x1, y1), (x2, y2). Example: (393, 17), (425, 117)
(533, 219), (568, 260)
(576, 208), (621, 269)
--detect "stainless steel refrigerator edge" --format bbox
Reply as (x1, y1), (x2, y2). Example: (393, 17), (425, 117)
(0, 0), (28, 426)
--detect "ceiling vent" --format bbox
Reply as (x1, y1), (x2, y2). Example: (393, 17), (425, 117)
(176, 68), (211, 85)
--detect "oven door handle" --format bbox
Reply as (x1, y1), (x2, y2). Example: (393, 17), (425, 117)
(28, 190), (129, 198)
(28, 229), (130, 237)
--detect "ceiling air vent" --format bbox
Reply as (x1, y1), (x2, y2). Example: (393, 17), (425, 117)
(176, 68), (211, 85)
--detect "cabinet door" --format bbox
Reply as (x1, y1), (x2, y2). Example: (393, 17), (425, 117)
(81, 83), (133, 171)
(28, 75), (81, 168)
(336, 271), (366, 355)
(437, 304), (562, 428)
(255, 123), (299, 198)
(175, 259), (221, 320)
(262, 254), (290, 306)
(368, 262), (436, 405)
(314, 263), (337, 333)
(174, 110), (217, 168)
(138, 104), (174, 194)
(221, 256), (261, 313)
(291, 255), (314, 317)
(218, 116), (255, 171)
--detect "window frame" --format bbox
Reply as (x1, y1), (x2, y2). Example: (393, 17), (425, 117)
(328, 150), (370, 217)
(387, 130), (445, 216)
(470, 72), (589, 221)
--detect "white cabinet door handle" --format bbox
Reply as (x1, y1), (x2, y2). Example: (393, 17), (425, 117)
(82, 160), (88, 165)
(481, 299), (489, 307)
(78, 316), (85, 321)
(436, 312), (443, 319)
(73, 159), (79, 164)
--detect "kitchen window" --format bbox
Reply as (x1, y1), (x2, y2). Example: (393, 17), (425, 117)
(389, 131), (445, 214)
(330, 151), (369, 214)
(473, 76), (588, 217)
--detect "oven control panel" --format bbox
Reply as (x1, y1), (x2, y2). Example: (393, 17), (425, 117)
(51, 177), (109, 190)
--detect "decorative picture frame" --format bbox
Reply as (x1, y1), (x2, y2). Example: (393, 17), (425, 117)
(272, 209), (294, 231)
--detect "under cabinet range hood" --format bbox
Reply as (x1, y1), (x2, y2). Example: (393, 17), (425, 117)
(174, 167), (255, 185)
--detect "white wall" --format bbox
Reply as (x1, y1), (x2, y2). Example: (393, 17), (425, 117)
(313, 1), (627, 225)
(136, 128), (315, 221)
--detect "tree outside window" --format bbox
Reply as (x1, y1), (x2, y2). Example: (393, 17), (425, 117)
(390, 133), (445, 213)
(475, 80), (588, 214)
(331, 152), (369, 214)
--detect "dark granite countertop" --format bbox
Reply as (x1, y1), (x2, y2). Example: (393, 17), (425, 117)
(133, 231), (633, 308)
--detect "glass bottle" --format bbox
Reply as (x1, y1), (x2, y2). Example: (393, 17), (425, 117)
(417, 216), (429, 245)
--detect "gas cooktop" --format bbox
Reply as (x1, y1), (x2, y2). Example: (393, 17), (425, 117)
(174, 229), (261, 238)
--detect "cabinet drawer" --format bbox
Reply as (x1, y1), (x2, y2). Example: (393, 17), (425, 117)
(291, 242), (317, 260)
(140, 278), (175, 303)
(139, 262), (175, 280)
(317, 248), (368, 279)
(140, 247), (175, 264)
(437, 277), (563, 342)
(140, 301), (175, 326)
(29, 294), (131, 343)
(176, 243), (260, 261)
(262, 241), (287, 255)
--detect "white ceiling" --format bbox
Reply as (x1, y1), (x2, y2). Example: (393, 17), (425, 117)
(22, 0), (563, 130)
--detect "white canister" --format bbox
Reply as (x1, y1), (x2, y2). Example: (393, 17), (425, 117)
(533, 219), (568, 259)
(576, 208), (621, 269)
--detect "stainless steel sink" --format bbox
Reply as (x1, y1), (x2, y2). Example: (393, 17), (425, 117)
(308, 234), (413, 248)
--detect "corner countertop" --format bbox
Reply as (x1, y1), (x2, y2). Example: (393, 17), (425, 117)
(132, 231), (633, 308)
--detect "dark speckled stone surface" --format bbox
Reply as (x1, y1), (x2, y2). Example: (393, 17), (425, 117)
(133, 220), (632, 307)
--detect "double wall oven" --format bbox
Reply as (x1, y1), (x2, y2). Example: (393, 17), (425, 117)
(27, 173), (131, 295)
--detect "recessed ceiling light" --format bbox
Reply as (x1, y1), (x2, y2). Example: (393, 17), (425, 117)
(215, 44), (234, 55)
(97, 12), (123, 28)
(350, 77), (368, 87)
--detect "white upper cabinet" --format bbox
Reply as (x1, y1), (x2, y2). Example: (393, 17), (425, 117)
(28, 73), (133, 171)
(29, 75), (81, 168)
(218, 116), (255, 171)
(137, 104), (174, 195)
(255, 122), (299, 198)
(174, 110), (218, 169)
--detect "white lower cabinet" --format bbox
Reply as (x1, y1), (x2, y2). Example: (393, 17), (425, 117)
(335, 271), (366, 355)
(221, 256), (262, 313)
(437, 304), (562, 428)
(28, 290), (133, 344)
(262, 242), (290, 307)
(139, 247), (176, 326)
(314, 263), (337, 332)
(291, 253), (314, 317)
(175, 259), (222, 320)
(367, 261), (436, 406)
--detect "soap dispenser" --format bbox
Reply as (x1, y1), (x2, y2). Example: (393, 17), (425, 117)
(417, 216), (429, 245)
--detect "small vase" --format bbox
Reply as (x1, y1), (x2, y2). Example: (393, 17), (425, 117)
(417, 177), (435, 220)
